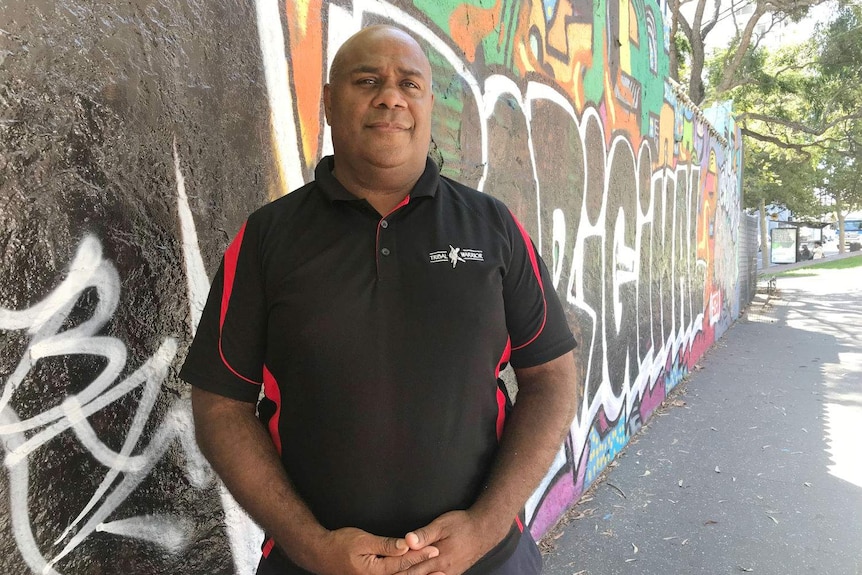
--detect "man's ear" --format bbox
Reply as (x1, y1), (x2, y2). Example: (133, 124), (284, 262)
(323, 83), (332, 125)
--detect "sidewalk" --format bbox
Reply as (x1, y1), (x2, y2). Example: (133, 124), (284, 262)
(541, 262), (862, 574)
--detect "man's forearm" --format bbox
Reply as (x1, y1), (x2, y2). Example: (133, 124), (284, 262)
(191, 387), (328, 569)
(470, 352), (580, 536)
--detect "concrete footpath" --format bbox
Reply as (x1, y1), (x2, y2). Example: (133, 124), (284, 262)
(541, 258), (862, 575)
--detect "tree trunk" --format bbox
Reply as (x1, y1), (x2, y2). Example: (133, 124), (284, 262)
(669, 0), (680, 80)
(688, 39), (707, 104)
(837, 201), (846, 253)
(760, 199), (770, 269)
(687, 0), (709, 103)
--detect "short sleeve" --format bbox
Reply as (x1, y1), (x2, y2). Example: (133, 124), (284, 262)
(503, 211), (576, 368)
(179, 219), (267, 403)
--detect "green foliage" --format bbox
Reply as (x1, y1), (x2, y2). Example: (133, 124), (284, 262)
(743, 139), (821, 216)
(675, 32), (692, 79)
(718, 2), (862, 221)
(726, 40), (822, 215)
(816, 124), (862, 213)
(816, 4), (862, 105)
(706, 44), (775, 101)
(722, 43), (817, 118)
(812, 4), (862, 215)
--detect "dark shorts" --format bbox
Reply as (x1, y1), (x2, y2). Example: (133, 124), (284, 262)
(488, 528), (542, 575)
(256, 529), (542, 575)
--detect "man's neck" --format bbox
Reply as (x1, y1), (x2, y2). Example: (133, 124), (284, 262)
(332, 161), (423, 215)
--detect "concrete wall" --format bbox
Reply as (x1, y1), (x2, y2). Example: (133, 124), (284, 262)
(0, 0), (744, 573)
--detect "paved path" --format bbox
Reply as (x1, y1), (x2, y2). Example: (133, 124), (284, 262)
(541, 260), (862, 575)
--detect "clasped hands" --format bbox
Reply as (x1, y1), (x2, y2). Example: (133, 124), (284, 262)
(312, 509), (505, 575)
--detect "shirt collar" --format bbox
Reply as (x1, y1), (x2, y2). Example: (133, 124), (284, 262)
(314, 155), (439, 203)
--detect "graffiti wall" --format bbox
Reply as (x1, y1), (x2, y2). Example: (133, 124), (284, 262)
(0, 0), (744, 573)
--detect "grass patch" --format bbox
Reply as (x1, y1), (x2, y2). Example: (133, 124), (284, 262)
(775, 254), (862, 277)
(806, 254), (862, 269)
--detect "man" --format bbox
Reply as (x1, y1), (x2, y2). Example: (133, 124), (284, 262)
(181, 25), (579, 575)
(812, 241), (824, 259)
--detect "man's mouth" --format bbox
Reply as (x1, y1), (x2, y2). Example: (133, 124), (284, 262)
(366, 121), (411, 131)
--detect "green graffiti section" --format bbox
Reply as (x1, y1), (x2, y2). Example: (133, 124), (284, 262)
(584, 0), (607, 104)
(413, 0), (520, 68)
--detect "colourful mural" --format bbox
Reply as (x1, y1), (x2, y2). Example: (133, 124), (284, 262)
(0, 0), (744, 573)
(265, 0), (742, 536)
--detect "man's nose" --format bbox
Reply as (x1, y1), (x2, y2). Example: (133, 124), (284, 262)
(372, 84), (406, 108)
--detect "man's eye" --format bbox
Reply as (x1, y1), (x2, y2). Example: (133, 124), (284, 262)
(359, 78), (377, 85)
(402, 81), (419, 89)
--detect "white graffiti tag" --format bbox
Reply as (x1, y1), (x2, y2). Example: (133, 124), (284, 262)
(0, 235), (216, 574)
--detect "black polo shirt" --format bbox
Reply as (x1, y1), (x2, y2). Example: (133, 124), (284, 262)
(180, 156), (576, 574)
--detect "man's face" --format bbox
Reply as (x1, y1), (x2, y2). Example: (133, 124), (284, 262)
(324, 28), (434, 176)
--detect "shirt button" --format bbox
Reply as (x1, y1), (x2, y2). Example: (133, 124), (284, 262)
(381, 248), (391, 256)
(380, 220), (389, 229)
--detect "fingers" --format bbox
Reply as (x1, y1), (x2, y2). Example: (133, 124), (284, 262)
(405, 522), (442, 550)
(377, 546), (440, 575)
(399, 546), (440, 568)
(367, 534), (409, 557)
(405, 531), (423, 549)
(388, 551), (443, 575)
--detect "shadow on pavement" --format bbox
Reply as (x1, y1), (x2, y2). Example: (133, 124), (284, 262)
(542, 272), (862, 575)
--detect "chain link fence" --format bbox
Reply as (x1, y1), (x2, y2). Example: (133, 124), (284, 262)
(739, 212), (760, 306)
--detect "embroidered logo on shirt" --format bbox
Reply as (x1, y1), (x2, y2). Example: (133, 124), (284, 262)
(429, 246), (484, 268)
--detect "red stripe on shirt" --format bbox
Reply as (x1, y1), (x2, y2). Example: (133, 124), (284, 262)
(495, 387), (507, 442)
(393, 194), (411, 211)
(263, 365), (283, 454)
(259, 365), (282, 560)
(262, 537), (275, 558)
(508, 211), (547, 351)
(217, 223), (261, 385)
(495, 338), (511, 441)
(220, 223), (247, 328)
(496, 337), (512, 378)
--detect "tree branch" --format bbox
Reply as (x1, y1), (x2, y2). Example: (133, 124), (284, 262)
(741, 128), (812, 156)
(701, 0), (722, 36)
(716, 0), (826, 94)
(721, 74), (758, 92)
(738, 110), (862, 136)
(717, 2), (769, 93)
(678, 12), (694, 38)
(740, 127), (860, 157)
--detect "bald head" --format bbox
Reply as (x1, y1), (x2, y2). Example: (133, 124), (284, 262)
(329, 25), (431, 85)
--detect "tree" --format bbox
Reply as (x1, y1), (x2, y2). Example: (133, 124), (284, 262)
(724, 39), (822, 265)
(673, 0), (829, 105)
(809, 4), (862, 250)
(707, 1), (862, 151)
(724, 41), (827, 155)
(742, 138), (819, 265)
(817, 123), (862, 249)
(702, 3), (862, 260)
